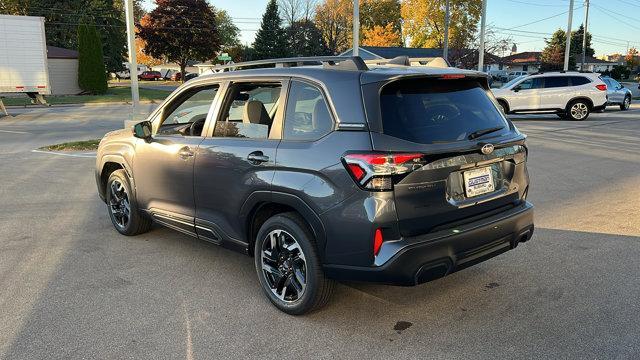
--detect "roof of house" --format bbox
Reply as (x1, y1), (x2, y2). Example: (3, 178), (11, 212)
(502, 51), (542, 64)
(576, 55), (618, 65)
(46, 45), (78, 59)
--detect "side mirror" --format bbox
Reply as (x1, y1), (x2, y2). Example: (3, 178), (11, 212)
(512, 86), (521, 92)
(133, 121), (152, 141)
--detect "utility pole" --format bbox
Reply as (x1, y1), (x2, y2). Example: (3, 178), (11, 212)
(581, 0), (590, 71)
(353, 0), (359, 56)
(478, 0), (487, 72)
(563, 0), (574, 71)
(124, 0), (139, 113)
(443, 0), (450, 60)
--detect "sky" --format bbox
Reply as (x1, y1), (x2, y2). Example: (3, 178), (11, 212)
(141, 0), (640, 56)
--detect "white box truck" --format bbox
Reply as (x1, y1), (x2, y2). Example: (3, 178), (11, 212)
(0, 15), (51, 111)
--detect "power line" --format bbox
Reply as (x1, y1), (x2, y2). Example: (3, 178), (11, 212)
(500, 5), (583, 31)
(505, 0), (566, 7)
(591, 5), (640, 31)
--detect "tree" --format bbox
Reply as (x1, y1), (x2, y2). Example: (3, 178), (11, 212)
(401, 0), (481, 49)
(540, 29), (574, 71)
(362, 24), (402, 47)
(570, 24), (594, 58)
(253, 0), (288, 59)
(279, 0), (317, 26)
(137, 0), (221, 82)
(286, 19), (330, 56)
(626, 47), (639, 69)
(77, 23), (108, 94)
(216, 9), (241, 48)
(314, 0), (352, 54)
(361, 0), (402, 46)
(135, 15), (163, 67)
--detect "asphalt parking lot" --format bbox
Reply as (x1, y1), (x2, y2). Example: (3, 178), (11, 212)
(1, 104), (639, 359)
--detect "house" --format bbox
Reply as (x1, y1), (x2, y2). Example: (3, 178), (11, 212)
(501, 52), (542, 73)
(46, 45), (81, 95)
(576, 55), (618, 72)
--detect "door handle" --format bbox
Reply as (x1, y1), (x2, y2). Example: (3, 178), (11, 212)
(247, 151), (269, 164)
(178, 146), (194, 159)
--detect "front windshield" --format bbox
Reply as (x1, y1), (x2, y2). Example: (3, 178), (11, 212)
(501, 75), (526, 89)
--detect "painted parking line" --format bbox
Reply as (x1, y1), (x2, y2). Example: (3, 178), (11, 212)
(0, 129), (31, 134)
(31, 149), (96, 158)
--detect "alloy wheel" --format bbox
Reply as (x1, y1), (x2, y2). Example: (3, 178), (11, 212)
(109, 180), (131, 229)
(261, 229), (307, 302)
(570, 102), (588, 120)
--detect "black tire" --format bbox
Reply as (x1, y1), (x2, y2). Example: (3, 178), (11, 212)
(566, 100), (590, 121)
(497, 100), (508, 114)
(254, 212), (335, 315)
(106, 169), (152, 236)
(620, 96), (631, 111)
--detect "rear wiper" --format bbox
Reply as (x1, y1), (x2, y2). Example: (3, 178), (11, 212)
(467, 126), (504, 140)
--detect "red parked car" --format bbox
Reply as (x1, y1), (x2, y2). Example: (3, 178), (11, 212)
(138, 71), (162, 81)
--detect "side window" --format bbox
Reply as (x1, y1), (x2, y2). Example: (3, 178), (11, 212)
(609, 79), (620, 88)
(518, 78), (543, 90)
(157, 85), (218, 136)
(570, 76), (591, 86)
(544, 76), (569, 88)
(283, 81), (333, 141)
(213, 82), (282, 139)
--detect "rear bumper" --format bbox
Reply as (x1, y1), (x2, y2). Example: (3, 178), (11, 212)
(323, 201), (534, 286)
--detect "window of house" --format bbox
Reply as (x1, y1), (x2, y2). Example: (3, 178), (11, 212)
(283, 81), (334, 141)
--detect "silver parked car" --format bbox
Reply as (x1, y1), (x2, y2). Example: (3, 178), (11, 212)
(601, 76), (632, 110)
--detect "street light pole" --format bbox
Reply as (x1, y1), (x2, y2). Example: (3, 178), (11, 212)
(478, 0), (487, 72)
(563, 0), (574, 71)
(443, 0), (450, 60)
(124, 0), (139, 113)
(353, 0), (359, 56)
(581, 0), (590, 71)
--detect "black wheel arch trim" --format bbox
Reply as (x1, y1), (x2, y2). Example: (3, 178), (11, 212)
(496, 98), (510, 113)
(97, 154), (135, 202)
(565, 96), (595, 110)
(239, 191), (328, 259)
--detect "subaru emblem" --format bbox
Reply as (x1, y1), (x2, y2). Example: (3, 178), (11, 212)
(481, 143), (494, 155)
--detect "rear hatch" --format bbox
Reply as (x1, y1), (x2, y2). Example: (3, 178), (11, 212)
(361, 74), (529, 237)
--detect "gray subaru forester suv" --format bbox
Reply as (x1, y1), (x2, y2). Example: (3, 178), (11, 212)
(96, 56), (534, 315)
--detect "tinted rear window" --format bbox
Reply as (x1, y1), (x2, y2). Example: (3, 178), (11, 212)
(380, 79), (510, 144)
(544, 76), (569, 88)
(571, 76), (591, 86)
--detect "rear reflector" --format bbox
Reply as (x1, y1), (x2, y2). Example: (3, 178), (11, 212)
(373, 229), (383, 256)
(596, 84), (607, 91)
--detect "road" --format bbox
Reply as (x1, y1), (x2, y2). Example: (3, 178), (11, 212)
(1, 104), (639, 359)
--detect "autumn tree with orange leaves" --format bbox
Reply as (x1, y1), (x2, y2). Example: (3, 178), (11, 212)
(136, 15), (163, 68)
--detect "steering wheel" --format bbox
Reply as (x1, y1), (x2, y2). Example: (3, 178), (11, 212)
(189, 118), (206, 136)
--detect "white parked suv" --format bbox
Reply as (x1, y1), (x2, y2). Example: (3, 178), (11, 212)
(492, 72), (608, 121)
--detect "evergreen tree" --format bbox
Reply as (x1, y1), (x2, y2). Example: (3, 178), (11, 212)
(286, 19), (330, 56)
(78, 23), (108, 94)
(540, 29), (576, 71)
(570, 24), (595, 58)
(253, 0), (288, 59)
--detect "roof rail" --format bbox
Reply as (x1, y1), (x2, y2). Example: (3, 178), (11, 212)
(363, 56), (451, 68)
(531, 70), (595, 75)
(210, 56), (368, 72)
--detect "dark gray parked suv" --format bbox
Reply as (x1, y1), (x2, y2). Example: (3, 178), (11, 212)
(96, 56), (534, 314)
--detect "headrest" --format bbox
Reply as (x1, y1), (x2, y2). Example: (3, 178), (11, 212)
(243, 100), (270, 125)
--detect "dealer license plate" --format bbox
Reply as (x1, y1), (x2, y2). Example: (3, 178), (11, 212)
(463, 167), (495, 197)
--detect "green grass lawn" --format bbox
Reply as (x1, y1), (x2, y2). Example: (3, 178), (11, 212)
(39, 139), (101, 152)
(2, 87), (170, 106)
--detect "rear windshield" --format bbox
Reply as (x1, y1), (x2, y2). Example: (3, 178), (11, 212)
(380, 79), (510, 144)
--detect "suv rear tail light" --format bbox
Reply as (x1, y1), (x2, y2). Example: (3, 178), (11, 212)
(342, 152), (424, 191)
(596, 84), (607, 91)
